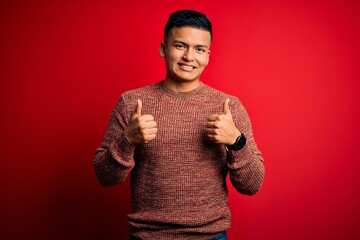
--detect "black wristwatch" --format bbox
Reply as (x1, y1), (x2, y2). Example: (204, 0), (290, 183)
(226, 133), (247, 151)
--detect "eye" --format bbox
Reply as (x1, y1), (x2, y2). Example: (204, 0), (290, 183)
(175, 44), (185, 49)
(196, 47), (206, 53)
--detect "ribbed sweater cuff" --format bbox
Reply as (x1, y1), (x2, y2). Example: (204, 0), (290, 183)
(227, 143), (252, 169)
(110, 133), (136, 164)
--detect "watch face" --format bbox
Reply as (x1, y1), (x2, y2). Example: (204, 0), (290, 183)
(227, 134), (246, 151)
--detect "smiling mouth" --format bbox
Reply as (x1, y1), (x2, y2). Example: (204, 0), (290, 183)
(178, 63), (196, 70)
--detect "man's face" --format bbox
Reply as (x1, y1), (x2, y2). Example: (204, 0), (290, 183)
(160, 27), (211, 84)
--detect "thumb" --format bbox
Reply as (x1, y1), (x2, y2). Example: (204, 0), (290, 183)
(223, 98), (231, 115)
(135, 99), (142, 116)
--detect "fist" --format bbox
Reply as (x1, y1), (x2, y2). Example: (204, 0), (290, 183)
(206, 99), (241, 145)
(125, 99), (158, 145)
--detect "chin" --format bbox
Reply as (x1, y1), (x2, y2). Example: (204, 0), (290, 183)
(175, 77), (199, 82)
(175, 73), (200, 82)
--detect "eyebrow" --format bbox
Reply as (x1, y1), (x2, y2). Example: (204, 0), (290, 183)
(172, 40), (209, 49)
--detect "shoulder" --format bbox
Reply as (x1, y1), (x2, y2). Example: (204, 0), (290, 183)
(112, 82), (162, 115)
(121, 82), (160, 101)
(202, 83), (243, 106)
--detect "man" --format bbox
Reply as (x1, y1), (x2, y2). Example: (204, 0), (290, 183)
(94, 10), (265, 240)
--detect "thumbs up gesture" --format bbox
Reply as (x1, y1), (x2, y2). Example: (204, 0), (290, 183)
(206, 99), (241, 145)
(125, 100), (158, 145)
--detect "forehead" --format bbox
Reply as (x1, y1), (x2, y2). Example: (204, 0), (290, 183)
(166, 26), (211, 46)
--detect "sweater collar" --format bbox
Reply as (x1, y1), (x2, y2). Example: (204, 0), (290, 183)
(158, 80), (205, 97)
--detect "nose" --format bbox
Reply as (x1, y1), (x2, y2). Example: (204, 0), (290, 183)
(183, 48), (195, 61)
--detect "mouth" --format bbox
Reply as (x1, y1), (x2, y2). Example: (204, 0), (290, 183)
(178, 63), (196, 71)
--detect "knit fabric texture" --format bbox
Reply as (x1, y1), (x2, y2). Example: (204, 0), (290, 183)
(94, 81), (265, 239)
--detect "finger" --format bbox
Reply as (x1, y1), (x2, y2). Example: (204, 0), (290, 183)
(144, 133), (157, 142)
(205, 128), (216, 135)
(135, 99), (142, 116)
(223, 98), (231, 115)
(140, 114), (155, 122)
(208, 114), (220, 121)
(140, 128), (158, 137)
(142, 121), (157, 129)
(207, 134), (217, 142)
(145, 128), (158, 135)
(206, 122), (217, 128)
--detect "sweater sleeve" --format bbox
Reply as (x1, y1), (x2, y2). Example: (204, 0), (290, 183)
(226, 98), (265, 196)
(93, 95), (136, 187)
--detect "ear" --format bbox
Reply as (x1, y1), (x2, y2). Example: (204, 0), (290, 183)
(159, 42), (166, 58)
(206, 49), (211, 65)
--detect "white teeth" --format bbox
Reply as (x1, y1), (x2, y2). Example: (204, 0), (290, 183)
(183, 65), (193, 70)
(179, 64), (195, 70)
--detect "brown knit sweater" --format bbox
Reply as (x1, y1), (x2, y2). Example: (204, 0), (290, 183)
(94, 81), (265, 239)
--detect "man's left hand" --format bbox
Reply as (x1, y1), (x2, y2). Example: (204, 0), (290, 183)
(206, 99), (241, 145)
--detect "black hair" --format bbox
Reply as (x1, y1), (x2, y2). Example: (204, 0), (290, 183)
(164, 10), (212, 42)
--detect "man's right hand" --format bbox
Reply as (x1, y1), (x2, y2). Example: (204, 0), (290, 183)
(124, 99), (158, 145)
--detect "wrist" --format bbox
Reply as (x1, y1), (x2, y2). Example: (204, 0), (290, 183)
(124, 129), (136, 146)
(229, 130), (241, 145)
(226, 133), (247, 151)
(117, 132), (136, 154)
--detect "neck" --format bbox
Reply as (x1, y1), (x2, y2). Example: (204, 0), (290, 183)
(163, 79), (201, 93)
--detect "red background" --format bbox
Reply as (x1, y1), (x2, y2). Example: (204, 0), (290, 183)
(1, 0), (360, 239)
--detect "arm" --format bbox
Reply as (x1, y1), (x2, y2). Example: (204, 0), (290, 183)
(227, 98), (265, 196)
(93, 95), (136, 187)
(206, 98), (265, 195)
